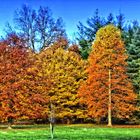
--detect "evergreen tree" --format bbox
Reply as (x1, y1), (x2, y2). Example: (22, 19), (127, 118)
(123, 20), (139, 47)
(77, 10), (126, 59)
(116, 13), (125, 31)
(106, 13), (115, 25)
(127, 26), (140, 117)
(77, 9), (105, 59)
(127, 27), (140, 94)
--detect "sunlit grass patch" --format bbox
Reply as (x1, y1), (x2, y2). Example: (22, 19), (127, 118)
(0, 124), (139, 140)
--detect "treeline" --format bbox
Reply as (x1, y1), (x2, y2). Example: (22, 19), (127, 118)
(0, 5), (140, 126)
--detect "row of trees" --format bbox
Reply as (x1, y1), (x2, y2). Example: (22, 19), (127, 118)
(76, 10), (140, 107)
(0, 5), (140, 126)
(76, 10), (140, 123)
(4, 5), (140, 99)
(79, 11), (139, 57)
(0, 35), (87, 126)
(0, 25), (139, 127)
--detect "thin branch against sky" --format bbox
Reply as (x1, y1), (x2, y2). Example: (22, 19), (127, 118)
(0, 0), (140, 39)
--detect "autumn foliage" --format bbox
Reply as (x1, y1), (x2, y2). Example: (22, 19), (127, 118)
(0, 42), (30, 122)
(37, 42), (87, 123)
(0, 25), (139, 126)
(0, 40), (51, 124)
(78, 25), (137, 124)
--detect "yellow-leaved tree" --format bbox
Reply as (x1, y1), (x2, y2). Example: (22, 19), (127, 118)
(36, 41), (87, 123)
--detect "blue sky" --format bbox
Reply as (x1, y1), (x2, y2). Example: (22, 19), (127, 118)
(0, 0), (140, 39)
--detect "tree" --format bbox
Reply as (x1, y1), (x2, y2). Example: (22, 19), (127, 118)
(46, 37), (68, 50)
(127, 27), (140, 94)
(77, 10), (127, 59)
(78, 39), (92, 59)
(127, 26), (140, 121)
(78, 25), (137, 126)
(0, 37), (51, 128)
(2, 33), (26, 48)
(12, 5), (67, 51)
(20, 53), (51, 122)
(0, 43), (31, 128)
(124, 20), (139, 48)
(68, 44), (80, 55)
(36, 6), (66, 50)
(77, 9), (105, 59)
(37, 41), (87, 123)
(116, 13), (125, 31)
(106, 13), (115, 25)
(14, 4), (37, 51)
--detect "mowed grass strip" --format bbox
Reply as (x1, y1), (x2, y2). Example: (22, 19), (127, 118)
(0, 124), (139, 140)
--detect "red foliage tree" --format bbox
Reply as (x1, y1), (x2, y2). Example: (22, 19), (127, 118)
(0, 40), (51, 128)
(0, 43), (30, 127)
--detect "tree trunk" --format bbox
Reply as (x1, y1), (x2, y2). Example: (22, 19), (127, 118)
(49, 102), (55, 139)
(50, 122), (54, 139)
(108, 69), (112, 126)
(7, 117), (13, 129)
(7, 122), (12, 129)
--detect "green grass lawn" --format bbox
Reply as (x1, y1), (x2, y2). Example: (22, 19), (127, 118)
(0, 124), (140, 140)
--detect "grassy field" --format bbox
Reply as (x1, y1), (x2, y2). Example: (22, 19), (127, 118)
(0, 124), (140, 140)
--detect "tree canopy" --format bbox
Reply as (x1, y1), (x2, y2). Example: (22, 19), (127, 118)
(78, 25), (137, 125)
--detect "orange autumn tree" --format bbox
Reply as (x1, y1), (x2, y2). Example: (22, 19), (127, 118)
(79, 25), (137, 126)
(17, 51), (51, 122)
(0, 43), (31, 127)
(0, 40), (51, 128)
